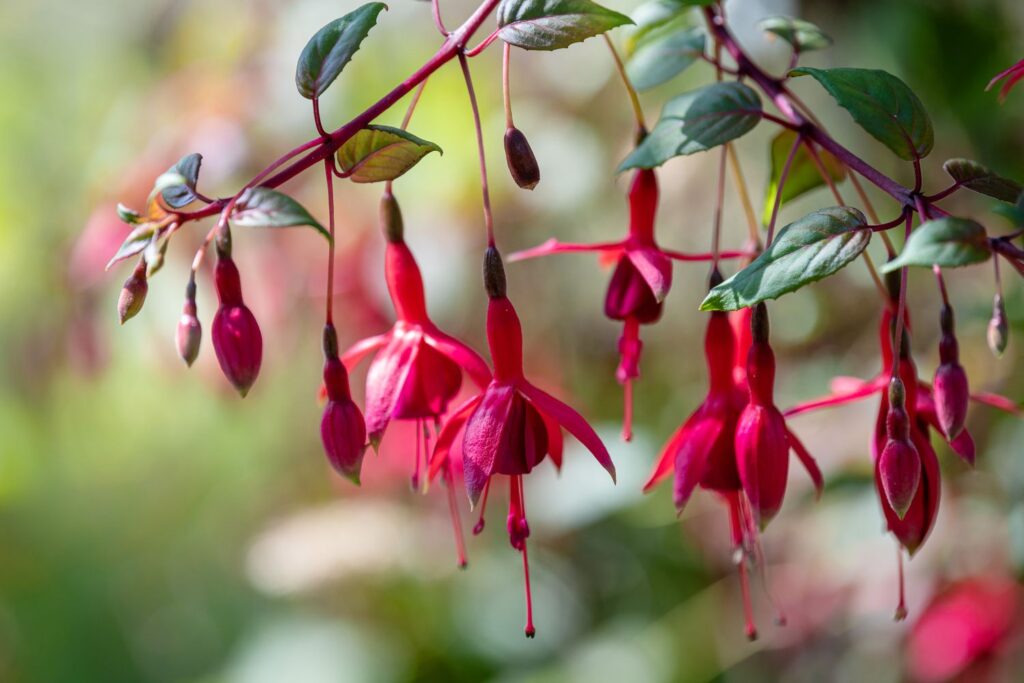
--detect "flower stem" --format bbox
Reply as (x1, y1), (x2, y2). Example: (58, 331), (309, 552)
(765, 134), (802, 246)
(502, 43), (514, 129)
(324, 159), (336, 325)
(603, 34), (646, 134)
(457, 51), (496, 248)
(726, 144), (760, 249)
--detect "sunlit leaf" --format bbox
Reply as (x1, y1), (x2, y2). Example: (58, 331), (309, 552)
(881, 217), (991, 271)
(626, 24), (705, 91)
(701, 206), (869, 310)
(790, 67), (933, 161)
(106, 223), (157, 270)
(618, 82), (761, 170)
(296, 3), (388, 99)
(336, 125), (441, 183)
(158, 153), (203, 209)
(231, 188), (330, 241)
(943, 158), (1022, 203)
(760, 16), (831, 52)
(497, 0), (633, 51)
(762, 129), (846, 224)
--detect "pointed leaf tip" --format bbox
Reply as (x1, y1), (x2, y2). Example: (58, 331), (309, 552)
(296, 3), (388, 99)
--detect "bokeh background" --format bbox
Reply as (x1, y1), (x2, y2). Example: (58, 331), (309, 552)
(1, 0), (1023, 681)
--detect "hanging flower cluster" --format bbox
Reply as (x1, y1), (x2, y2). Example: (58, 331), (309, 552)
(106, 0), (1023, 639)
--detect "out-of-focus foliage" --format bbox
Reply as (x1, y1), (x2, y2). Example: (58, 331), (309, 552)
(0, 0), (1022, 681)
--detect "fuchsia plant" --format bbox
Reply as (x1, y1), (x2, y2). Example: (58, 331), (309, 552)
(107, 0), (1023, 638)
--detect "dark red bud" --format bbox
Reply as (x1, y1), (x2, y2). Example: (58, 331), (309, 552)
(933, 362), (969, 440)
(118, 262), (148, 324)
(211, 257), (261, 396)
(379, 191), (404, 243)
(878, 436), (921, 520)
(503, 127), (540, 190)
(988, 294), (1008, 357)
(176, 283), (201, 367)
(321, 392), (367, 485)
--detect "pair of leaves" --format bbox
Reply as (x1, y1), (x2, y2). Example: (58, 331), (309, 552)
(759, 16), (831, 52)
(158, 153), (203, 209)
(791, 67), (933, 161)
(497, 0), (633, 51)
(296, 3), (388, 100)
(336, 125), (441, 183)
(881, 218), (991, 272)
(762, 130), (845, 224)
(619, 81), (762, 170)
(701, 207), (870, 311)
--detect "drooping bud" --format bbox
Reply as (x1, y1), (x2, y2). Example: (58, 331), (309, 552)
(176, 278), (202, 367)
(988, 294), (1009, 357)
(878, 377), (921, 519)
(320, 324), (367, 484)
(118, 261), (148, 324)
(379, 191), (404, 243)
(932, 304), (969, 439)
(503, 127), (540, 190)
(211, 255), (262, 397)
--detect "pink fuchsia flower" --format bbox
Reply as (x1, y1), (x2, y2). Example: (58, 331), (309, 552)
(510, 169), (744, 441)
(320, 324), (367, 484)
(429, 248), (615, 637)
(907, 576), (1021, 683)
(987, 58), (1024, 102)
(211, 252), (262, 397)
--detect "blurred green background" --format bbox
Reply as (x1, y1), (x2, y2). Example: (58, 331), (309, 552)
(1, 0), (1023, 681)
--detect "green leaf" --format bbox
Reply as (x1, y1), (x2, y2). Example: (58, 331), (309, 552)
(762, 129), (845, 224)
(158, 153), (203, 209)
(336, 125), (441, 183)
(231, 188), (330, 241)
(881, 217), (991, 272)
(295, 3), (388, 99)
(701, 206), (869, 311)
(943, 158), (1022, 203)
(626, 24), (705, 91)
(627, 0), (711, 51)
(497, 0), (633, 51)
(106, 223), (157, 270)
(117, 203), (142, 224)
(759, 16), (832, 52)
(993, 192), (1024, 227)
(618, 82), (761, 170)
(790, 67), (933, 161)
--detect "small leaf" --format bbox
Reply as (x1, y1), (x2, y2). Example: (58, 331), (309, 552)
(619, 82), (761, 170)
(117, 203), (142, 224)
(497, 0), (633, 51)
(336, 125), (441, 183)
(881, 218), (991, 272)
(106, 223), (157, 270)
(231, 188), (330, 241)
(762, 129), (845, 224)
(759, 16), (832, 52)
(701, 206), (869, 311)
(626, 24), (705, 91)
(790, 67), (933, 161)
(296, 3), (388, 99)
(943, 158), (1022, 203)
(158, 153), (203, 209)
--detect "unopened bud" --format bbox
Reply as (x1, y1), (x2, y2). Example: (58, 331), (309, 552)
(503, 127), (540, 190)
(988, 294), (1009, 357)
(933, 305), (968, 439)
(321, 355), (366, 484)
(880, 377), (920, 519)
(379, 192), (404, 243)
(212, 256), (261, 396)
(483, 246), (507, 299)
(176, 281), (202, 367)
(118, 262), (148, 324)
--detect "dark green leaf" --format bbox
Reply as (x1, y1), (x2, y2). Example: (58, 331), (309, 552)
(231, 188), (330, 241)
(618, 82), (761, 170)
(497, 0), (633, 51)
(759, 16), (831, 52)
(336, 125), (441, 183)
(106, 223), (157, 270)
(943, 158), (1022, 203)
(158, 153), (203, 209)
(296, 3), (388, 99)
(881, 217), (991, 272)
(790, 67), (933, 161)
(626, 24), (705, 91)
(701, 206), (869, 311)
(993, 191), (1024, 227)
(762, 129), (845, 224)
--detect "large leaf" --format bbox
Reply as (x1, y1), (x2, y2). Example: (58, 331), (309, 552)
(336, 125), (441, 183)
(759, 16), (831, 52)
(626, 24), (705, 91)
(791, 67), (933, 161)
(943, 158), (1022, 203)
(497, 0), (633, 51)
(701, 206), (869, 311)
(762, 130), (846, 224)
(295, 3), (388, 99)
(231, 188), (330, 241)
(881, 218), (991, 272)
(618, 82), (761, 170)
(158, 153), (203, 209)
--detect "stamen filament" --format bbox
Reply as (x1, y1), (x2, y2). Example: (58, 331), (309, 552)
(473, 479), (491, 534)
(895, 545), (908, 621)
(442, 461), (469, 568)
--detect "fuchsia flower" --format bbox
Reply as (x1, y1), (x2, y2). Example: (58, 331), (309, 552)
(511, 169), (743, 441)
(212, 252), (262, 397)
(321, 324), (367, 483)
(429, 248), (615, 637)
(645, 289), (821, 639)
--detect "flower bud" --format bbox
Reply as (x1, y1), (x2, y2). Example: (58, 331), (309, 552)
(211, 256), (262, 396)
(735, 404), (789, 527)
(503, 127), (540, 190)
(879, 378), (921, 519)
(933, 305), (968, 439)
(321, 327), (366, 483)
(379, 191), (404, 243)
(118, 262), (148, 324)
(176, 280), (201, 367)
(988, 294), (1008, 357)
